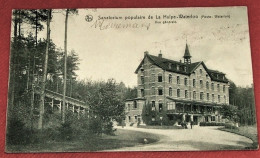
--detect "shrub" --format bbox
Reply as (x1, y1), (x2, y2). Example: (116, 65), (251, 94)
(103, 121), (116, 135)
(6, 117), (32, 145)
(58, 121), (73, 141)
(130, 122), (134, 126)
(224, 123), (239, 130)
(88, 117), (103, 135)
(199, 122), (225, 126)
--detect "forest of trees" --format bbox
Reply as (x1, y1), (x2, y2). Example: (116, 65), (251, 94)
(7, 9), (137, 146)
(224, 81), (256, 126)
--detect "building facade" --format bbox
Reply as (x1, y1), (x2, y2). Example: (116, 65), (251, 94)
(125, 44), (229, 125)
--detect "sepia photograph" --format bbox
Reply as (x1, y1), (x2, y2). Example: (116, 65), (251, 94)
(5, 7), (258, 152)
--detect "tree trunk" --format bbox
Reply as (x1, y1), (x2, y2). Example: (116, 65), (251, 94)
(18, 10), (21, 37)
(30, 10), (38, 130)
(38, 9), (51, 130)
(8, 10), (18, 113)
(62, 9), (69, 123)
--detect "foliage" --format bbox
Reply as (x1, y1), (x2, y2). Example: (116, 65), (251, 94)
(228, 81), (256, 125)
(88, 117), (103, 135)
(199, 122), (226, 126)
(58, 121), (74, 141)
(220, 105), (239, 122)
(103, 122), (116, 135)
(224, 123), (239, 130)
(141, 103), (175, 126)
(6, 116), (32, 145)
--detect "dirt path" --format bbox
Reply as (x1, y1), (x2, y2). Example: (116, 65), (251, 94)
(109, 126), (253, 151)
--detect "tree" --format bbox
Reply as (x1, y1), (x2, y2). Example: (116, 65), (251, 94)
(87, 79), (125, 134)
(220, 105), (238, 123)
(62, 9), (78, 123)
(229, 80), (237, 106)
(38, 9), (52, 130)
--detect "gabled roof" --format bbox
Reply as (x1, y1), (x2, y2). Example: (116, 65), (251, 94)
(135, 53), (228, 83)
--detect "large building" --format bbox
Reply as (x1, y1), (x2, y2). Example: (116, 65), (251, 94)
(125, 43), (229, 125)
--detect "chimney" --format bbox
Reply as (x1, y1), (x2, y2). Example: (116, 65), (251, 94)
(158, 50), (162, 58)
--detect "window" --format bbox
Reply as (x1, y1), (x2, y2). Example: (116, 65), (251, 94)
(184, 66), (187, 72)
(141, 89), (144, 97)
(158, 88), (163, 95)
(141, 76), (144, 84)
(177, 76), (180, 84)
(128, 116), (131, 122)
(134, 115), (137, 122)
(169, 74), (172, 83)
(158, 74), (162, 82)
(152, 101), (155, 111)
(200, 92), (204, 100)
(206, 74), (209, 78)
(206, 81), (209, 89)
(211, 83), (214, 90)
(218, 95), (220, 103)
(207, 93), (209, 101)
(217, 84), (220, 91)
(177, 65), (180, 71)
(177, 89), (180, 97)
(169, 87), (173, 96)
(159, 103), (163, 112)
(193, 79), (196, 87)
(224, 95), (226, 104)
(193, 91), (196, 100)
(223, 85), (226, 92)
(185, 90), (188, 98)
(167, 102), (175, 110)
(200, 69), (203, 74)
(133, 101), (137, 108)
(200, 80), (203, 88)
(212, 94), (215, 102)
(128, 104), (130, 111)
(184, 78), (188, 86)
(151, 87), (155, 95)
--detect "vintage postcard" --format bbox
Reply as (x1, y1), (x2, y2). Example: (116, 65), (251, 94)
(5, 7), (258, 152)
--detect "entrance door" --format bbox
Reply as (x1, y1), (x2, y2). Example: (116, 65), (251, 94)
(185, 115), (191, 122)
(193, 116), (198, 125)
(205, 116), (209, 122)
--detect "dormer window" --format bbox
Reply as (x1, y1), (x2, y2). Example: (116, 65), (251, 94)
(184, 66), (187, 72)
(216, 74), (219, 79)
(168, 63), (172, 69)
(177, 65), (180, 71)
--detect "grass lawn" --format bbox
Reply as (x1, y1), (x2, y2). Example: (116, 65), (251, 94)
(6, 129), (160, 153)
(219, 125), (258, 149)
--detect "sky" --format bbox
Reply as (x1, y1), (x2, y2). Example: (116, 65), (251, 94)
(33, 7), (253, 87)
